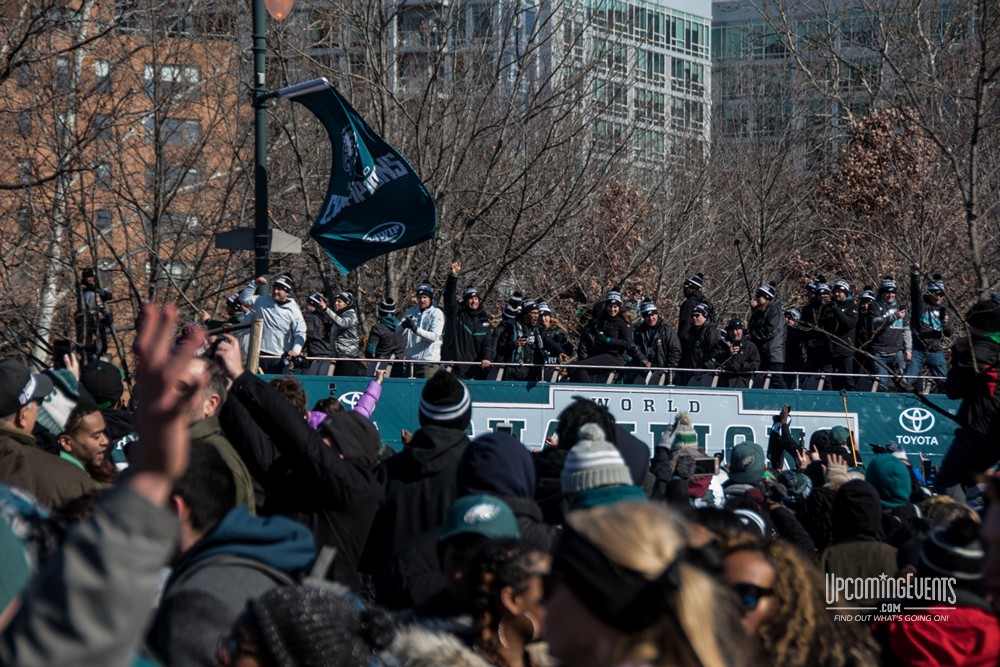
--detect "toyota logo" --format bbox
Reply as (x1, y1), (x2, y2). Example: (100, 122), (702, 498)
(899, 407), (935, 434)
(339, 391), (364, 409)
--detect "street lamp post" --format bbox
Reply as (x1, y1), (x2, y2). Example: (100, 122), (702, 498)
(251, 0), (294, 277)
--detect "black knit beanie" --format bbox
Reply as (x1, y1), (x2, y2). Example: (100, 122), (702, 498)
(918, 518), (985, 586)
(967, 300), (1000, 333)
(248, 586), (395, 667)
(418, 369), (472, 431)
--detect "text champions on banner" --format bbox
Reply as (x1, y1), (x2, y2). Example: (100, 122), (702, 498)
(277, 78), (437, 275)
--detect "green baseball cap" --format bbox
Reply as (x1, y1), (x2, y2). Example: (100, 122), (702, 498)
(439, 494), (519, 543)
(729, 442), (765, 485)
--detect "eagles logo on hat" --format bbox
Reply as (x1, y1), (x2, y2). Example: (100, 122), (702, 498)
(378, 298), (397, 315)
(416, 283), (434, 297)
(756, 284), (776, 300)
(859, 287), (876, 302)
(462, 286), (480, 301)
(639, 301), (658, 316)
(726, 319), (744, 331)
(604, 291), (623, 306)
(784, 308), (801, 321)
(335, 291), (353, 306)
(537, 302), (553, 315)
(684, 273), (704, 290)
(0, 359), (54, 417)
(833, 279), (851, 293)
(879, 276), (897, 293)
(273, 274), (294, 292)
(438, 494), (519, 542)
(521, 298), (539, 313)
(692, 303), (710, 317)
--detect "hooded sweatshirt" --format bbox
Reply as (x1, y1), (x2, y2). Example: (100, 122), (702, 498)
(148, 507), (315, 667)
(362, 425), (469, 577)
(820, 481), (897, 604)
(239, 282), (307, 356)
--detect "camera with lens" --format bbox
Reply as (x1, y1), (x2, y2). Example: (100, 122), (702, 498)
(283, 352), (310, 371)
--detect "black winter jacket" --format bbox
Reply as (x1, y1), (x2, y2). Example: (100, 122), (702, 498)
(442, 274), (493, 364)
(362, 425), (469, 577)
(365, 316), (405, 360)
(579, 313), (633, 361)
(678, 291), (713, 342)
(680, 322), (724, 370)
(909, 272), (954, 352)
(748, 301), (787, 365)
(223, 372), (383, 588)
(633, 320), (682, 369)
(945, 335), (1000, 440)
(304, 311), (334, 358)
(711, 338), (760, 388)
(869, 298), (910, 355)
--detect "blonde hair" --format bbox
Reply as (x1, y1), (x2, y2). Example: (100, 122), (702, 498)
(567, 502), (745, 667)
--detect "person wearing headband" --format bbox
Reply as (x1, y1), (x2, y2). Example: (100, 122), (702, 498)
(545, 502), (744, 667)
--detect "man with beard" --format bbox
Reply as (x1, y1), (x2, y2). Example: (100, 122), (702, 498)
(57, 402), (116, 483)
(442, 261), (493, 379)
(177, 356), (256, 512)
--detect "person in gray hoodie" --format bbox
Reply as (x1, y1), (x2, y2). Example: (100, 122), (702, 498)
(240, 274), (307, 374)
(147, 440), (315, 667)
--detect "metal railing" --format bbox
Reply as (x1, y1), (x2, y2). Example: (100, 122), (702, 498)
(253, 351), (947, 392)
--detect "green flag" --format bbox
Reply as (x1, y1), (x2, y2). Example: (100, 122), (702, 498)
(278, 78), (436, 275)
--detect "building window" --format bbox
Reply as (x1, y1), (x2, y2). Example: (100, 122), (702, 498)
(17, 160), (32, 185)
(94, 115), (112, 141)
(95, 209), (112, 229)
(165, 166), (200, 188)
(95, 163), (112, 188)
(17, 207), (32, 231)
(398, 8), (444, 47)
(144, 64), (201, 99)
(163, 118), (201, 145)
(17, 112), (31, 137)
(94, 60), (111, 92)
(55, 57), (70, 89)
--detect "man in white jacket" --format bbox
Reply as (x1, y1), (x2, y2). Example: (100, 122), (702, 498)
(398, 282), (445, 378)
(240, 274), (307, 374)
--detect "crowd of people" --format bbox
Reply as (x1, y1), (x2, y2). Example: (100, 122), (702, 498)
(1, 291), (1000, 666)
(199, 263), (964, 393)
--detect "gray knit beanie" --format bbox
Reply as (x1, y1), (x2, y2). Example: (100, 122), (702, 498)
(560, 423), (633, 493)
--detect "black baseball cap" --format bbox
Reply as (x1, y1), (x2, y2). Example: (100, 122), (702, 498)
(80, 361), (124, 409)
(0, 359), (54, 417)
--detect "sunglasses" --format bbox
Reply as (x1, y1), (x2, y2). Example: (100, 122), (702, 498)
(732, 583), (774, 613)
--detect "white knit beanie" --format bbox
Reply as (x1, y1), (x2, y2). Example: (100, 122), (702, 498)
(560, 423), (632, 494)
